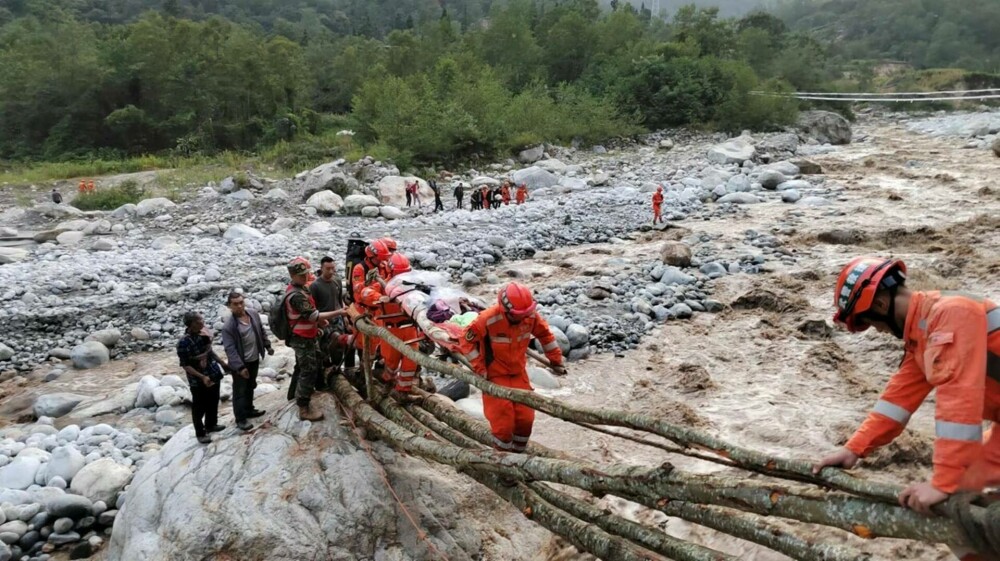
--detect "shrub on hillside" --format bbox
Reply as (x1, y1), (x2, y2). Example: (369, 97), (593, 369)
(71, 179), (147, 211)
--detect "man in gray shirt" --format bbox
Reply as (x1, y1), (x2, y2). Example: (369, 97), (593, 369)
(221, 291), (273, 430)
(310, 256), (346, 389)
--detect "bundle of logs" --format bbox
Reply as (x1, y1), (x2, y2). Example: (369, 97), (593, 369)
(334, 318), (1000, 561)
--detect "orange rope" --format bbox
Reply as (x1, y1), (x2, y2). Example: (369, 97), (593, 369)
(335, 394), (450, 561)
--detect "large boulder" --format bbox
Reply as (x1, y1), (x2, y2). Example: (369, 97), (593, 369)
(106, 399), (547, 561)
(379, 206), (406, 220)
(0, 457), (41, 491)
(87, 328), (122, 349)
(360, 206), (381, 218)
(33, 393), (87, 418)
(299, 160), (352, 198)
(70, 459), (133, 504)
(223, 224), (265, 241)
(136, 198), (176, 217)
(659, 242), (692, 267)
(43, 446), (86, 484)
(0, 343), (12, 360)
(707, 135), (756, 165)
(511, 167), (559, 189)
(135, 376), (160, 409)
(534, 159), (567, 173)
(26, 203), (84, 220)
(70, 341), (110, 370)
(758, 170), (787, 190)
(305, 191), (344, 214)
(0, 248), (28, 265)
(343, 194), (381, 215)
(375, 176), (432, 208)
(758, 133), (799, 154)
(56, 231), (85, 246)
(798, 110), (852, 145)
(518, 145), (545, 164)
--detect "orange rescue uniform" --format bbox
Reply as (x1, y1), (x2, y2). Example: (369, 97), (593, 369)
(652, 191), (664, 224)
(462, 306), (564, 451)
(501, 185), (511, 205)
(516, 186), (527, 205)
(350, 259), (380, 353)
(358, 280), (421, 393)
(845, 291), (1000, 493)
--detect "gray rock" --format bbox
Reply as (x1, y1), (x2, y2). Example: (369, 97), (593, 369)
(776, 179), (810, 191)
(0, 522), (26, 540)
(568, 346), (592, 361)
(758, 170), (786, 190)
(360, 206), (381, 218)
(518, 145), (545, 164)
(511, 167), (559, 190)
(726, 174), (751, 193)
(527, 367), (560, 390)
(93, 239), (116, 251)
(761, 161), (800, 176)
(716, 193), (760, 205)
(53, 519), (73, 534)
(781, 190), (802, 203)
(130, 328), (150, 341)
(43, 495), (93, 520)
(0, 457), (40, 491)
(69, 459), (132, 505)
(0, 248), (28, 265)
(798, 196), (831, 206)
(548, 327), (571, 356)
(17, 529), (39, 549)
(223, 224), (264, 241)
(0, 343), (13, 361)
(135, 198), (176, 217)
(565, 324), (590, 349)
(460, 272), (480, 287)
(670, 303), (694, 319)
(305, 191), (344, 214)
(33, 394), (86, 419)
(659, 267), (696, 286)
(98, 510), (117, 527)
(699, 262), (728, 279)
(379, 206), (406, 220)
(0, 542), (9, 561)
(264, 188), (289, 200)
(70, 342), (109, 370)
(47, 531), (81, 545)
(343, 194), (381, 215)
(758, 132), (799, 154)
(798, 110), (852, 145)
(86, 328), (121, 349)
(707, 136), (756, 165)
(56, 231), (85, 246)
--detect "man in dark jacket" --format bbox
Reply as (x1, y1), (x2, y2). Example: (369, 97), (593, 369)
(430, 178), (444, 212)
(221, 292), (274, 431)
(178, 312), (230, 443)
(453, 182), (464, 209)
(310, 256), (348, 390)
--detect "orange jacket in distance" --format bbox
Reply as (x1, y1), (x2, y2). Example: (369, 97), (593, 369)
(462, 305), (564, 380)
(845, 291), (1000, 493)
(652, 191), (664, 208)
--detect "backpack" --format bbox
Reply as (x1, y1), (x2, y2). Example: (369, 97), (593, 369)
(268, 290), (298, 342)
(343, 238), (369, 304)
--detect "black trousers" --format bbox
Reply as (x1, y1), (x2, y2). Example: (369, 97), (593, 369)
(455, 196), (463, 209)
(232, 360), (259, 422)
(405, 191), (412, 207)
(191, 382), (221, 437)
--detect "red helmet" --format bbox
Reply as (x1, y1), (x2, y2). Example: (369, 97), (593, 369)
(378, 237), (398, 253)
(833, 257), (907, 333)
(498, 283), (537, 320)
(387, 253), (411, 277)
(365, 240), (390, 263)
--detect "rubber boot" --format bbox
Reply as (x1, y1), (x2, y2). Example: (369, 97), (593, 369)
(298, 405), (324, 422)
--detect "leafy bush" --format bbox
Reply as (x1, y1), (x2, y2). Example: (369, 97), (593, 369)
(71, 179), (147, 211)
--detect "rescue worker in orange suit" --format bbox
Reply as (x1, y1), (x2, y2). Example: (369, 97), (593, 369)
(78, 180), (87, 195)
(87, 180), (95, 193)
(462, 283), (567, 454)
(652, 186), (665, 225)
(359, 253), (422, 402)
(501, 183), (511, 206)
(350, 240), (392, 371)
(813, 257), (1000, 550)
(480, 186), (490, 211)
(516, 184), (528, 205)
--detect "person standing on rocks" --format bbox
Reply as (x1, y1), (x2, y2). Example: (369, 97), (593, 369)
(813, 257), (1000, 533)
(51, 188), (62, 204)
(430, 178), (444, 212)
(480, 186), (490, 211)
(501, 182), (511, 206)
(461, 283), (567, 460)
(404, 180), (413, 208)
(177, 311), (230, 444)
(470, 187), (481, 210)
(516, 183), (528, 205)
(410, 181), (422, 207)
(453, 182), (465, 209)
(221, 292), (274, 431)
(652, 186), (664, 225)
(311, 256), (349, 390)
(286, 257), (345, 421)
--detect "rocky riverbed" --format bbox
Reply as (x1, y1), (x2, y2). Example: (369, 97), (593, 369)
(1, 109), (998, 560)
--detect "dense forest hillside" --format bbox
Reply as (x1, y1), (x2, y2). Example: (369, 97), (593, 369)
(775, 0), (1000, 71)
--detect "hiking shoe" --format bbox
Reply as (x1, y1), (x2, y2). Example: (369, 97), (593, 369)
(207, 425), (226, 433)
(237, 420), (254, 431)
(248, 409), (266, 418)
(197, 435), (212, 444)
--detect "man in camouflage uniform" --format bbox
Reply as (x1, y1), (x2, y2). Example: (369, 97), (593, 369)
(286, 257), (344, 421)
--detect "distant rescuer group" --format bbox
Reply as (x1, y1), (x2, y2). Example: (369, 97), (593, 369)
(177, 241), (1000, 524)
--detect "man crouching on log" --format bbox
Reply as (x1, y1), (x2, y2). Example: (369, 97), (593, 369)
(813, 257), (1000, 557)
(462, 283), (567, 456)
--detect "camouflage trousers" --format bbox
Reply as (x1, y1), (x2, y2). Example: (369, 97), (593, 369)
(292, 338), (322, 407)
